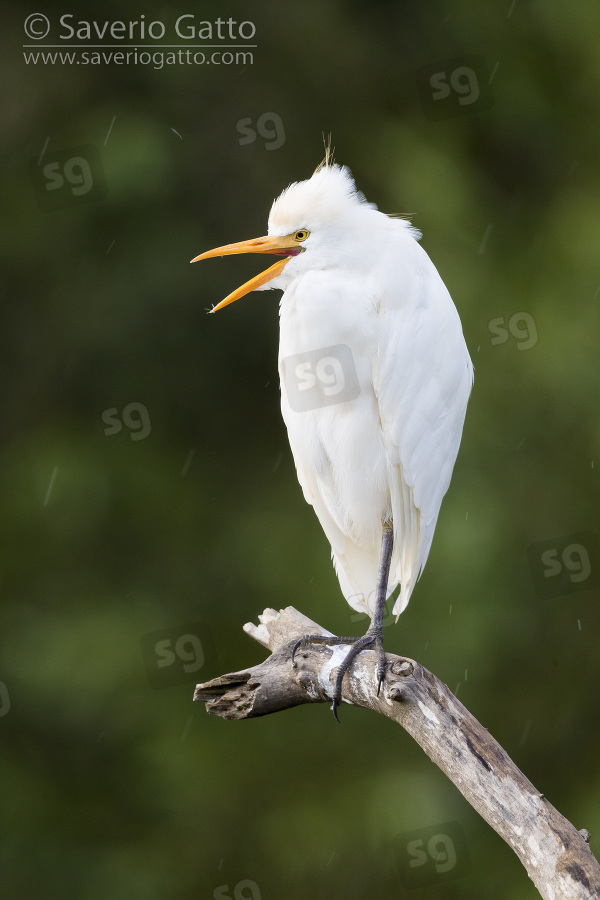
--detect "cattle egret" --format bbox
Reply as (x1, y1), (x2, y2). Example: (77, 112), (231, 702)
(191, 155), (473, 719)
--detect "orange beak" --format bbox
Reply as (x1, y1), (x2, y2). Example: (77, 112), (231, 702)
(190, 234), (303, 313)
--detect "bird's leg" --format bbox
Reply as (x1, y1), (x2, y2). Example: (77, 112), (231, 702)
(329, 522), (393, 718)
(291, 522), (394, 722)
(372, 522), (395, 689)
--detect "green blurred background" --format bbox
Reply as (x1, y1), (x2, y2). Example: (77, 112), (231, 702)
(1, 1), (599, 897)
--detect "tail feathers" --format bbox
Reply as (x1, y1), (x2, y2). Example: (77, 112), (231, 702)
(387, 460), (421, 617)
(392, 577), (414, 619)
(332, 459), (430, 620)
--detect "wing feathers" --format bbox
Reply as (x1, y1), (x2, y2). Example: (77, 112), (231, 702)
(279, 237), (472, 620)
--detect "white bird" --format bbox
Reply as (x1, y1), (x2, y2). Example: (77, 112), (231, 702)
(192, 155), (473, 719)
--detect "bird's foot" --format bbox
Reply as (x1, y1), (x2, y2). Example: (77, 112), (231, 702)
(291, 628), (386, 722)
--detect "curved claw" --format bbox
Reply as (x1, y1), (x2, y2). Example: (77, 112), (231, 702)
(376, 648), (387, 696)
(291, 639), (302, 668)
(291, 633), (336, 667)
(291, 630), (387, 722)
(331, 698), (342, 723)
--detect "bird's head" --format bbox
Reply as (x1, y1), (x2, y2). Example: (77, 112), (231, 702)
(191, 162), (380, 313)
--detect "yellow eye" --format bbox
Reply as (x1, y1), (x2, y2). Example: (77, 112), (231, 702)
(294, 229), (310, 242)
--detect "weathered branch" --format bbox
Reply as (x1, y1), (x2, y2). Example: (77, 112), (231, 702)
(194, 606), (600, 900)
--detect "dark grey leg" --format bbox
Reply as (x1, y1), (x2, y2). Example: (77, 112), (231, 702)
(291, 522), (394, 722)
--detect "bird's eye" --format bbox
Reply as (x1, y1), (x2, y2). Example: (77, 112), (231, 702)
(294, 229), (310, 242)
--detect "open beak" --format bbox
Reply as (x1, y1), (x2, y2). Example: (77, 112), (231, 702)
(190, 234), (302, 313)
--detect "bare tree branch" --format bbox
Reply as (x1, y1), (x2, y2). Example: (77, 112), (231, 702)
(194, 606), (600, 900)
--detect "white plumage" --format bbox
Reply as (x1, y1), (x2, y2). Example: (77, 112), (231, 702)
(193, 160), (473, 624)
